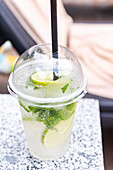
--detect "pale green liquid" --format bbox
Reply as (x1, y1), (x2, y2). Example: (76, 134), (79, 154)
(15, 59), (81, 160)
(20, 104), (76, 160)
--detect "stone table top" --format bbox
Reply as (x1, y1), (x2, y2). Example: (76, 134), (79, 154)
(0, 94), (104, 170)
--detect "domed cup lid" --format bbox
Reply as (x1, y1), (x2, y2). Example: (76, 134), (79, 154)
(8, 44), (87, 107)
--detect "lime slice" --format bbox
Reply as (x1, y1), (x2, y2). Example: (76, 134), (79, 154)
(31, 71), (67, 86)
(43, 114), (74, 148)
(31, 71), (53, 86)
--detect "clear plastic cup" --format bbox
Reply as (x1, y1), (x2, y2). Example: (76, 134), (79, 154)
(8, 44), (87, 160)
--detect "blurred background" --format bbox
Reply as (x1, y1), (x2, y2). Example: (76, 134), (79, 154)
(0, 0), (113, 169)
(63, 0), (113, 22)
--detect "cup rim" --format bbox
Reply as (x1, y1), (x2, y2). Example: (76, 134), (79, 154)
(8, 72), (87, 105)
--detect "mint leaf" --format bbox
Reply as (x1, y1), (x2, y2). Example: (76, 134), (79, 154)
(28, 102), (76, 126)
(25, 74), (40, 89)
(28, 105), (42, 113)
(19, 101), (30, 112)
(41, 128), (48, 144)
(57, 102), (76, 120)
(34, 86), (39, 90)
(61, 83), (69, 93)
(36, 108), (60, 129)
(28, 103), (76, 127)
(25, 102), (77, 144)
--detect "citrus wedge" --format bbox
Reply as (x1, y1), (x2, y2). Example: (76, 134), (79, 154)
(43, 114), (74, 148)
(31, 71), (53, 86)
(31, 71), (67, 87)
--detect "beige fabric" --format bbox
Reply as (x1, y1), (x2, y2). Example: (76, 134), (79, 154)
(4, 0), (72, 46)
(4, 0), (113, 99)
(63, 0), (113, 5)
(69, 24), (113, 98)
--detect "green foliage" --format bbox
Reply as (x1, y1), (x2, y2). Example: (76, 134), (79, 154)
(61, 83), (69, 93)
(19, 101), (30, 112)
(20, 101), (76, 144)
(25, 74), (40, 89)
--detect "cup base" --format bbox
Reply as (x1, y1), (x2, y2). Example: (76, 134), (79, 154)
(28, 147), (68, 161)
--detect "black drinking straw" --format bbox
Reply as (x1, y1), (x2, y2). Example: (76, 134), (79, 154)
(50, 0), (59, 80)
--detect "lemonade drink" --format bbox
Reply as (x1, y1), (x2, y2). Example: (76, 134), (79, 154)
(19, 99), (76, 160)
(8, 44), (86, 160)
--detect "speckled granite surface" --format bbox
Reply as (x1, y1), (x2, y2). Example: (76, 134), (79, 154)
(0, 95), (104, 170)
